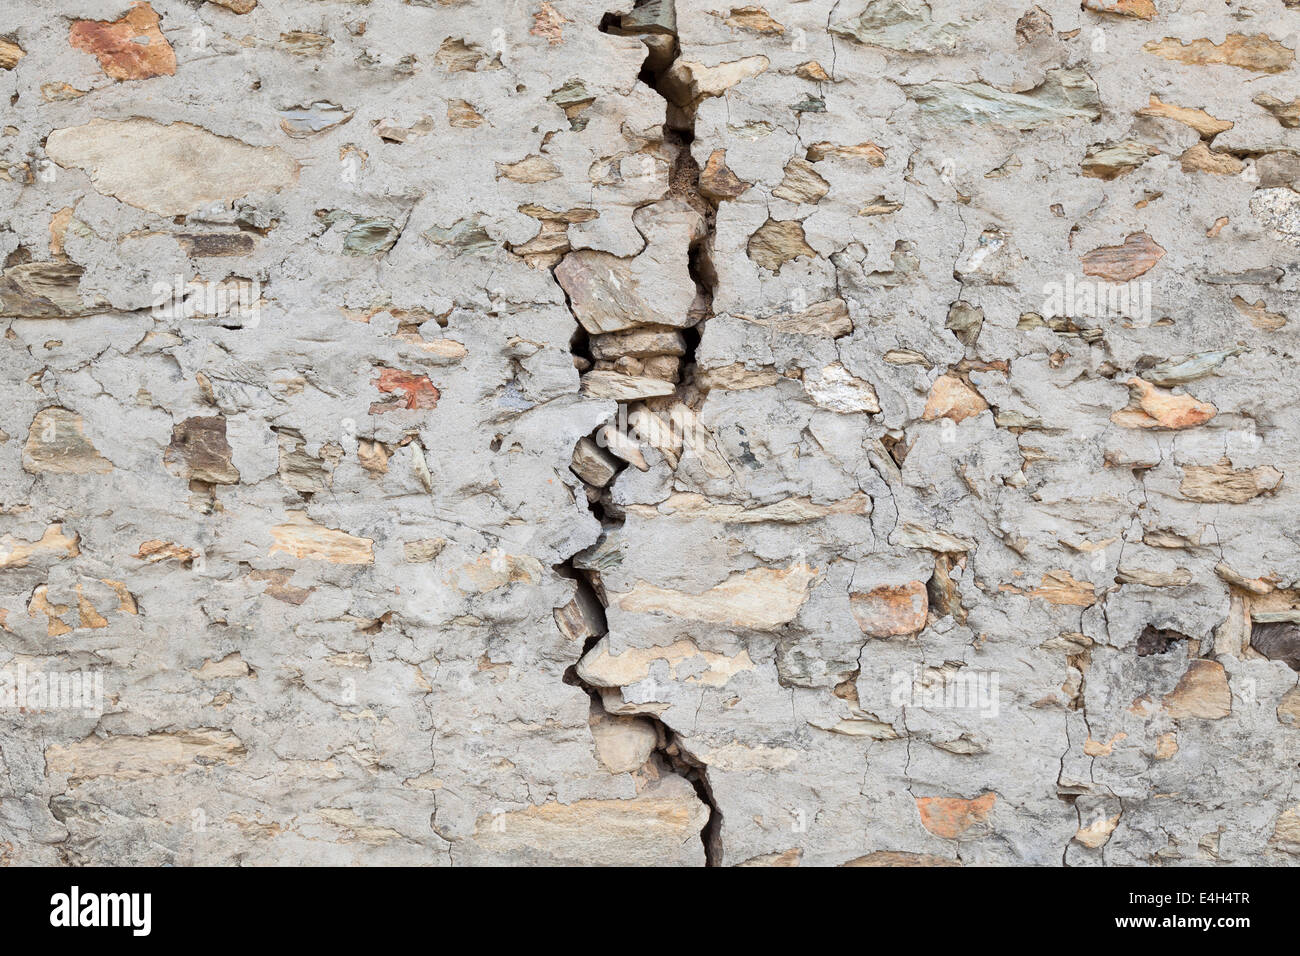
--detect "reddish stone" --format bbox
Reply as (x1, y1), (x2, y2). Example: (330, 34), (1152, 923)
(371, 368), (440, 412)
(1080, 232), (1166, 282)
(69, 2), (176, 82)
(850, 581), (928, 637)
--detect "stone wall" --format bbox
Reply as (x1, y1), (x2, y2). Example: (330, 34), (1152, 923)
(1, 0), (1298, 866)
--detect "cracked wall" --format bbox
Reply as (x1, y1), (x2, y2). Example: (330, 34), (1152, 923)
(1, 0), (1299, 866)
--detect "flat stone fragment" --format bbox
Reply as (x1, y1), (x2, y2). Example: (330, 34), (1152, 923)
(1083, 0), (1155, 18)
(570, 436), (620, 487)
(46, 730), (246, 784)
(556, 201), (704, 332)
(831, 0), (964, 53)
(0, 38), (24, 69)
(1138, 94), (1233, 136)
(610, 564), (817, 630)
(23, 408), (112, 475)
(850, 581), (928, 636)
(577, 637), (756, 688)
(747, 218), (816, 272)
(1110, 378), (1216, 430)
(590, 327), (686, 360)
(45, 119), (298, 217)
(736, 298), (852, 337)
(470, 775), (708, 866)
(907, 69), (1101, 128)
(1163, 660), (1232, 719)
(623, 492), (869, 524)
(923, 374), (987, 422)
(697, 365), (781, 390)
(1254, 94), (1300, 128)
(698, 149), (750, 200)
(660, 56), (769, 106)
(1179, 460), (1283, 503)
(803, 363), (881, 413)
(69, 2), (176, 82)
(1143, 34), (1294, 73)
(0, 261), (91, 318)
(915, 793), (996, 839)
(771, 158), (830, 204)
(843, 851), (960, 867)
(1180, 144), (1244, 175)
(164, 416), (240, 484)
(589, 710), (658, 773)
(269, 513), (374, 564)
(1080, 233), (1166, 281)
(1081, 141), (1158, 179)
(580, 371), (677, 400)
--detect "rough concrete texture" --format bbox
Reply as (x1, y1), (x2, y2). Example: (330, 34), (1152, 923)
(1, 0), (1298, 867)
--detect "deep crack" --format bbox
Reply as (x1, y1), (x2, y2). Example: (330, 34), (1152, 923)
(550, 0), (724, 866)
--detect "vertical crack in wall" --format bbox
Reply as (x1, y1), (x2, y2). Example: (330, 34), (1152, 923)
(550, 0), (724, 865)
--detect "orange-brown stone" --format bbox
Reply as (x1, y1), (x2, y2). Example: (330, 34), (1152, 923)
(916, 792), (996, 839)
(69, 2), (176, 82)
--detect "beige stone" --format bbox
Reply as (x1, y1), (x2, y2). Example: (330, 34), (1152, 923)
(923, 374), (988, 422)
(0, 38), (25, 70)
(842, 850), (959, 866)
(471, 775), (708, 865)
(589, 709), (658, 773)
(1272, 805), (1300, 850)
(610, 563), (817, 630)
(578, 637), (756, 688)
(46, 729), (246, 783)
(1180, 144), (1245, 175)
(495, 155), (561, 183)
(46, 119), (298, 217)
(23, 408), (112, 475)
(269, 512), (375, 564)
(571, 436), (621, 487)
(0, 524), (80, 570)
(1143, 34), (1294, 73)
(1075, 813), (1121, 848)
(581, 371), (677, 400)
(661, 55), (769, 106)
(1180, 459), (1283, 503)
(697, 364), (780, 391)
(1163, 660), (1232, 719)
(1138, 94), (1233, 136)
(735, 298), (852, 337)
(747, 218), (816, 272)
(624, 491), (870, 524)
(772, 158), (830, 204)
(1083, 0), (1155, 18)
(451, 552), (544, 593)
(1254, 94), (1300, 128)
